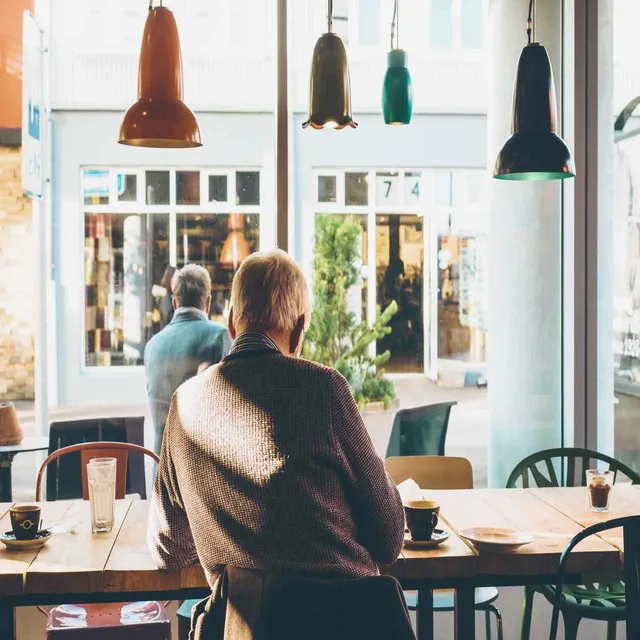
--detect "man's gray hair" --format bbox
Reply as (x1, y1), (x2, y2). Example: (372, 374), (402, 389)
(172, 264), (211, 310)
(231, 249), (309, 332)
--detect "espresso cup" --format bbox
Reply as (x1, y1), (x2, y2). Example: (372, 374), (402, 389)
(404, 500), (440, 541)
(10, 505), (41, 540)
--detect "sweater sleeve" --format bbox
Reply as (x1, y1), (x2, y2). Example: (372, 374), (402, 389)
(147, 394), (199, 571)
(329, 370), (405, 565)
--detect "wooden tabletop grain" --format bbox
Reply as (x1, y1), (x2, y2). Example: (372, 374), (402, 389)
(0, 486), (636, 598)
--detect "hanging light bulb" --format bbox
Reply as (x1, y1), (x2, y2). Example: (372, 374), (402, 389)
(493, 0), (574, 180)
(302, 0), (357, 130)
(382, 0), (412, 125)
(220, 214), (251, 271)
(119, 1), (201, 148)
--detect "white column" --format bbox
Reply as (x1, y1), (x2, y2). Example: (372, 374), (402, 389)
(487, 0), (564, 487)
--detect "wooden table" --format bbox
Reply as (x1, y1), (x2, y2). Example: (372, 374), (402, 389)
(0, 487), (637, 640)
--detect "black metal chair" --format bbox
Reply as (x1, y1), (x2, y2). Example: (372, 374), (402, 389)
(548, 516), (640, 640)
(385, 401), (456, 458)
(47, 417), (147, 500)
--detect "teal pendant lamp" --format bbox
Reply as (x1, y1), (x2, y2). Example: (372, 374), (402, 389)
(493, 0), (575, 181)
(382, 0), (412, 125)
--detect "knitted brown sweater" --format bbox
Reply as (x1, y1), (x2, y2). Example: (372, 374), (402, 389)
(148, 335), (405, 585)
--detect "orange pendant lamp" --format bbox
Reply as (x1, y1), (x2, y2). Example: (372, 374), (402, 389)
(220, 214), (251, 271)
(119, 1), (201, 148)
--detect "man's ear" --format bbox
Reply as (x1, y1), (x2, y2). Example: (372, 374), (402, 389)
(290, 314), (306, 356)
(205, 294), (212, 316)
(172, 297), (178, 311)
(228, 307), (237, 340)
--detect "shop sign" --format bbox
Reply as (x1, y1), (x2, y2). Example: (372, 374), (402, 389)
(21, 11), (44, 199)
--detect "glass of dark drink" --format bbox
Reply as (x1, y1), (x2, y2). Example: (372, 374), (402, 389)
(586, 469), (613, 513)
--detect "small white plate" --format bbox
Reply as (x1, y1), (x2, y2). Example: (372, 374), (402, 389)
(460, 527), (534, 553)
(0, 530), (51, 552)
(403, 528), (451, 550)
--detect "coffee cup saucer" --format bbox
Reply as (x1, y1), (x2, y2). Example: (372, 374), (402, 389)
(0, 529), (52, 552)
(403, 528), (450, 550)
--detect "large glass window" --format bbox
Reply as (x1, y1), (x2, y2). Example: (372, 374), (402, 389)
(82, 168), (262, 367)
(429, 0), (453, 49)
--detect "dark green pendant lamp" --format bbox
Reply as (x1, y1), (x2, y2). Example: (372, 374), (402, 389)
(302, 0), (357, 130)
(493, 0), (575, 180)
(382, 0), (412, 125)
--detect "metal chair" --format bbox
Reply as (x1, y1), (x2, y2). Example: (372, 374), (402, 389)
(385, 401), (456, 458)
(548, 516), (640, 640)
(47, 417), (147, 500)
(38, 441), (171, 640)
(507, 447), (640, 640)
(385, 455), (503, 640)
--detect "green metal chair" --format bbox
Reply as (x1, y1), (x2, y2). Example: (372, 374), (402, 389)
(385, 401), (457, 458)
(506, 447), (640, 640)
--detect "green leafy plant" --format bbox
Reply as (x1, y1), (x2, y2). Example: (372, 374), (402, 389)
(304, 215), (398, 408)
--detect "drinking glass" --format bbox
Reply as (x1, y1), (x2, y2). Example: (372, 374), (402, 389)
(586, 469), (613, 513)
(87, 458), (117, 533)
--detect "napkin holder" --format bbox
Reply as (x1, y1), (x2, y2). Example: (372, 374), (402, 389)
(0, 402), (23, 446)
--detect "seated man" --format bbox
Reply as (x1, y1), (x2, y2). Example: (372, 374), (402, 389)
(148, 249), (404, 586)
(144, 264), (231, 456)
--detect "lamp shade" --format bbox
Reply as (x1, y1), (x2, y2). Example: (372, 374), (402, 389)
(220, 214), (250, 270)
(119, 6), (201, 148)
(382, 49), (412, 125)
(494, 43), (574, 181)
(0, 402), (23, 446)
(302, 33), (357, 130)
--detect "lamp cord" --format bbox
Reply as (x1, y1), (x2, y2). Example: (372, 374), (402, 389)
(527, 0), (534, 44)
(328, 0), (333, 33)
(390, 0), (399, 50)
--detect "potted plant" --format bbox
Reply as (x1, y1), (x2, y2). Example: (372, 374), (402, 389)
(304, 215), (399, 454)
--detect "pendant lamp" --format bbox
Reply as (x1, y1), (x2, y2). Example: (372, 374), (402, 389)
(302, 0), (357, 130)
(382, 0), (412, 125)
(119, 1), (201, 148)
(220, 214), (251, 271)
(493, 0), (574, 180)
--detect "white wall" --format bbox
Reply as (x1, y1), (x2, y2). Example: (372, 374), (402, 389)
(51, 110), (275, 405)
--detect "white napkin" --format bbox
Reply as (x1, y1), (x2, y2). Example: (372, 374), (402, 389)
(396, 478), (423, 504)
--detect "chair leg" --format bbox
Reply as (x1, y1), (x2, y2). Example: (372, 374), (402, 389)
(606, 620), (617, 640)
(484, 610), (492, 640)
(484, 604), (503, 640)
(520, 585), (535, 640)
(562, 612), (581, 640)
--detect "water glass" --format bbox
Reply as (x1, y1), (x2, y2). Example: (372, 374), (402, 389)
(586, 469), (613, 513)
(87, 458), (116, 533)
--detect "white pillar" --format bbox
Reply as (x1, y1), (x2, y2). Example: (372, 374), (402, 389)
(487, 0), (564, 487)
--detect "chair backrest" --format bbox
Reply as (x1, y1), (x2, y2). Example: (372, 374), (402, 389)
(385, 401), (456, 459)
(47, 417), (146, 500)
(506, 447), (640, 489)
(549, 515), (640, 640)
(385, 455), (473, 489)
(36, 441), (159, 502)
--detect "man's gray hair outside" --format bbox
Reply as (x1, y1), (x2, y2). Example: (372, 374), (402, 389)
(172, 264), (211, 310)
(231, 249), (309, 333)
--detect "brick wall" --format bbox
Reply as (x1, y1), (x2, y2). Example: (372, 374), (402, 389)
(0, 145), (35, 399)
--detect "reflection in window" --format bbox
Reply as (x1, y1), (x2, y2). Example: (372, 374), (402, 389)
(117, 174), (137, 202)
(177, 213), (260, 324)
(236, 171), (260, 205)
(145, 171), (170, 205)
(430, 0), (453, 49)
(83, 170), (109, 206)
(461, 0), (484, 49)
(376, 214), (424, 373)
(346, 172), (368, 206)
(84, 212), (170, 367)
(176, 171), (200, 205)
(209, 175), (228, 203)
(318, 176), (337, 203)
